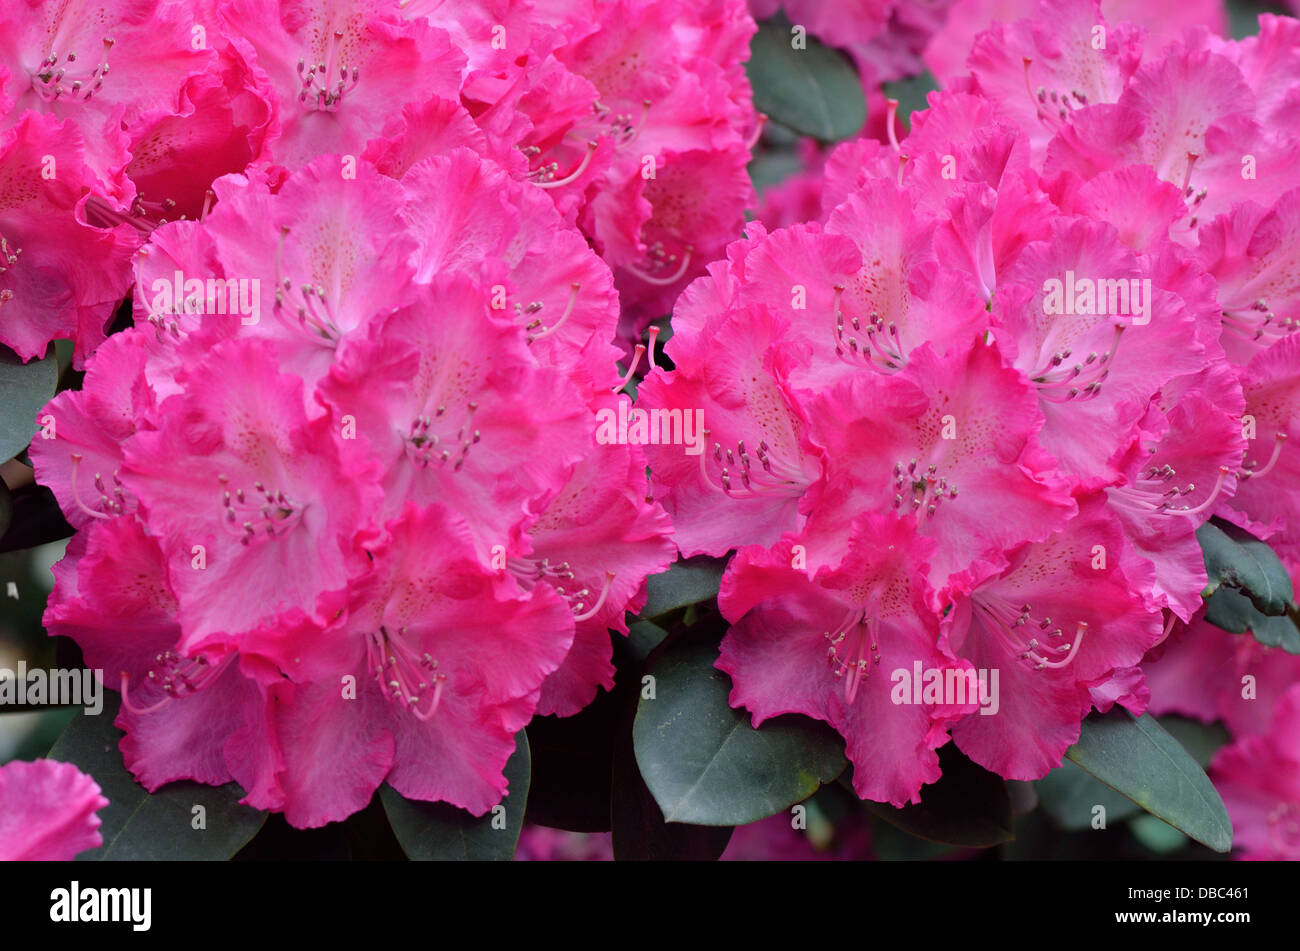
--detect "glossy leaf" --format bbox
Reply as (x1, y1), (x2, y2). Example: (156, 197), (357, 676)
(0, 347), (57, 464)
(1036, 758), (1142, 831)
(747, 18), (866, 142)
(626, 619), (670, 662)
(1157, 716), (1231, 768)
(1204, 586), (1300, 654)
(633, 640), (846, 826)
(1198, 517), (1293, 616)
(640, 556), (725, 620)
(380, 731), (529, 860)
(612, 708), (734, 860)
(1065, 709), (1232, 853)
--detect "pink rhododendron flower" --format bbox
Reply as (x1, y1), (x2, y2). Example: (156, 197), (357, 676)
(0, 0), (272, 208)
(750, 0), (893, 58)
(945, 496), (1161, 778)
(639, 298), (824, 557)
(800, 338), (1076, 586)
(1196, 187), (1300, 366)
(459, 0), (761, 333)
(264, 503), (577, 826)
(319, 273), (591, 554)
(362, 95), (514, 179)
(638, 0), (1300, 805)
(926, 0), (1227, 84)
(718, 514), (974, 806)
(1043, 39), (1300, 235)
(1144, 613), (1300, 741)
(511, 440), (675, 717)
(0, 759), (108, 861)
(751, 0), (952, 89)
(396, 147), (623, 383)
(28, 329), (155, 530)
(218, 0), (464, 170)
(992, 217), (1212, 489)
(0, 112), (135, 363)
(514, 824), (615, 861)
(121, 337), (383, 651)
(1205, 14), (1300, 139)
(1107, 365), (1246, 621)
(1218, 335), (1300, 563)
(44, 502), (584, 827)
(961, 0), (1142, 159)
(1210, 684), (1300, 860)
(1046, 164), (1187, 254)
(740, 179), (990, 389)
(133, 155), (421, 393)
(44, 516), (280, 798)
(0, 1), (274, 364)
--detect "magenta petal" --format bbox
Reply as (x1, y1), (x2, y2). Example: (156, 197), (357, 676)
(0, 760), (108, 861)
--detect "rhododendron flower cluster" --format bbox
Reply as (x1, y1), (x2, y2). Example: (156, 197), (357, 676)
(0, 0), (758, 363)
(1, 0), (1298, 863)
(0, 0), (273, 365)
(641, 0), (1300, 806)
(19, 0), (689, 829)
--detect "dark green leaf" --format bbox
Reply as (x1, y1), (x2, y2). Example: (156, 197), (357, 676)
(858, 744), (1013, 848)
(1205, 585), (1258, 632)
(1204, 586), (1300, 653)
(0, 347), (58, 464)
(747, 18), (866, 142)
(53, 339), (76, 378)
(1157, 715), (1231, 768)
(882, 70), (940, 125)
(1065, 709), (1232, 853)
(612, 709), (734, 860)
(380, 730), (529, 860)
(47, 693), (265, 860)
(1245, 612), (1300, 653)
(626, 619), (669, 662)
(633, 640), (846, 825)
(869, 815), (957, 860)
(640, 556), (725, 620)
(1036, 758), (1142, 831)
(1197, 516), (1293, 615)
(95, 782), (268, 861)
(1227, 0), (1272, 40)
(749, 150), (805, 194)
